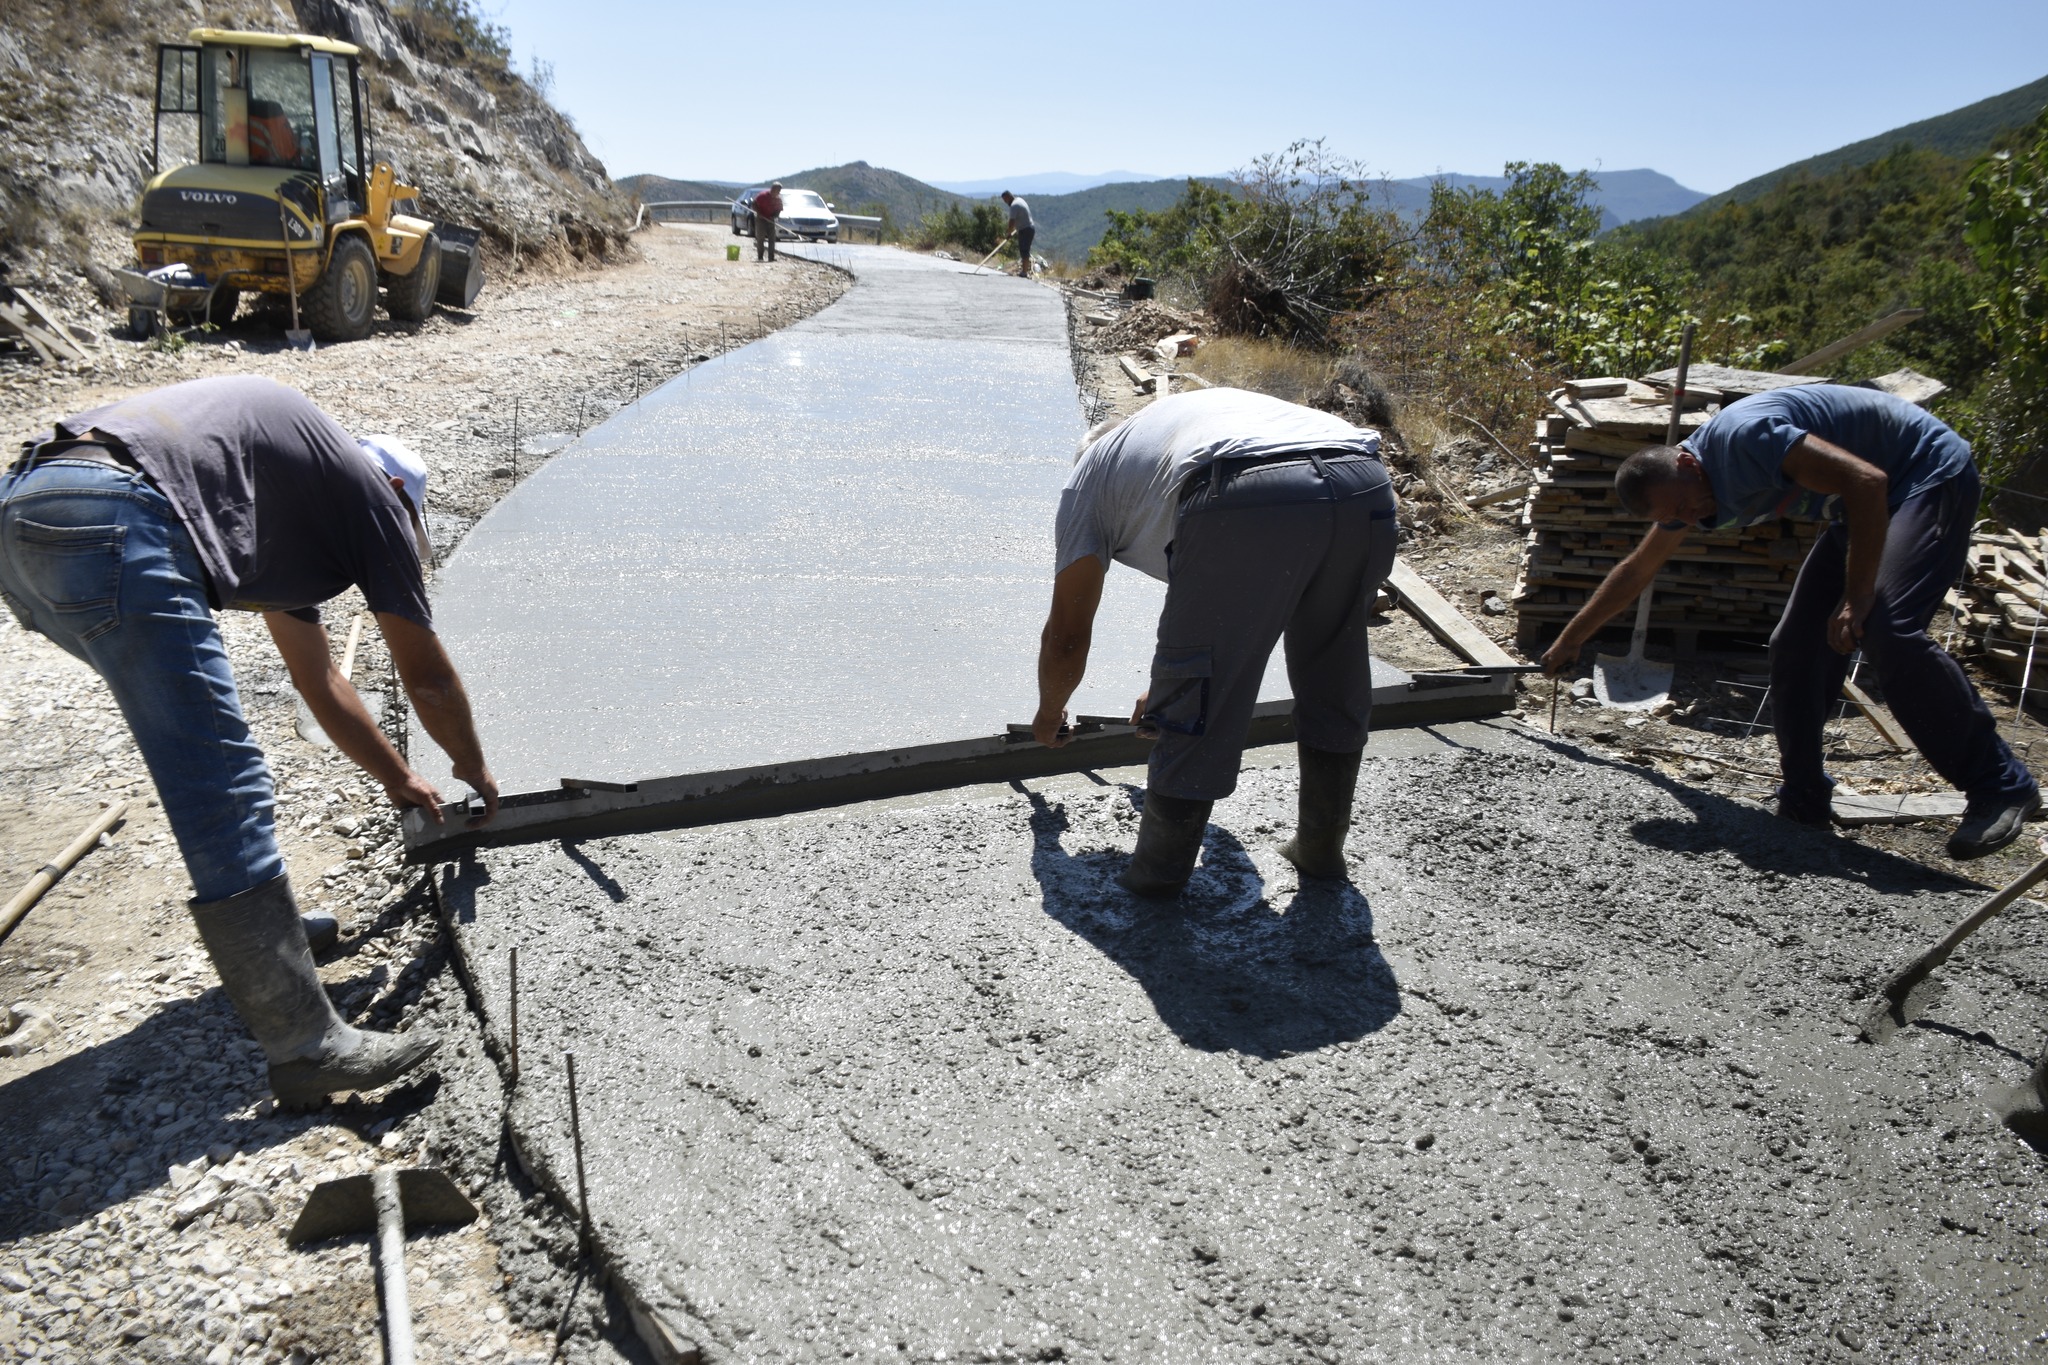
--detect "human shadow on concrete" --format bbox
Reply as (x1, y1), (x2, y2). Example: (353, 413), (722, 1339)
(1512, 727), (1970, 895)
(1023, 788), (1399, 1058)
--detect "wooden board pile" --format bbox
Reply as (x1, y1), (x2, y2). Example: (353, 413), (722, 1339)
(1955, 529), (2048, 690)
(1512, 371), (1830, 647)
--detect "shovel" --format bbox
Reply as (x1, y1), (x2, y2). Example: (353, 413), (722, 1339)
(278, 201), (316, 352)
(1592, 587), (1672, 710)
(1592, 322), (1695, 711)
(288, 1166), (478, 1365)
(1858, 842), (2048, 1043)
(296, 612), (368, 748)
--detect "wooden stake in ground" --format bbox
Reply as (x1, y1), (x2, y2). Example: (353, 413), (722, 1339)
(1, 802), (128, 946)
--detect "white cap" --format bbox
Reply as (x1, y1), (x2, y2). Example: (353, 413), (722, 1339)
(357, 434), (428, 516)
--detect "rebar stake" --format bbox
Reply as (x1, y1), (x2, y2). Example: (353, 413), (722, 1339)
(511, 395), (521, 481)
(508, 946), (520, 1087)
(565, 1052), (592, 1255)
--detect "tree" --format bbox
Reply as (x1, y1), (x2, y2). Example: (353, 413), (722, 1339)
(1963, 105), (2048, 492)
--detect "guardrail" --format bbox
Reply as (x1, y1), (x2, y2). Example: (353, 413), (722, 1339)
(634, 200), (888, 243)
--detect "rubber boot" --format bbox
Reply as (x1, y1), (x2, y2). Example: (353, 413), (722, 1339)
(1117, 792), (1212, 898)
(1989, 1036), (2048, 1146)
(301, 911), (338, 955)
(1279, 744), (1362, 880)
(188, 875), (438, 1108)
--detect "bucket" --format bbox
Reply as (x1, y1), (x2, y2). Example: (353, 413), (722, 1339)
(1126, 277), (1156, 301)
(726, 244), (741, 261)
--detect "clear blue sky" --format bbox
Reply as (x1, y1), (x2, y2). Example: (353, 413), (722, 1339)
(490, 0), (2048, 193)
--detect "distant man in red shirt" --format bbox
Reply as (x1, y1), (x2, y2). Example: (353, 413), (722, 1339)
(752, 182), (784, 263)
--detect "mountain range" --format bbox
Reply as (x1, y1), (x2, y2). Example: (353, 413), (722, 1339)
(1694, 71), (2048, 209)
(618, 72), (2047, 260)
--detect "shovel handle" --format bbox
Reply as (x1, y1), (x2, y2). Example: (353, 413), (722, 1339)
(1629, 585), (1653, 658)
(372, 1168), (417, 1365)
(1665, 321), (1696, 446)
(1878, 850), (2048, 1006)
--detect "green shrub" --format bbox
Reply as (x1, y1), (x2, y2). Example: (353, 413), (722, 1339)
(1962, 105), (2048, 494)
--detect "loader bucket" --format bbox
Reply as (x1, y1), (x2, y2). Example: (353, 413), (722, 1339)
(436, 226), (484, 309)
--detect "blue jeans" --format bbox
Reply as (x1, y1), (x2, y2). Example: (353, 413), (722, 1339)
(1772, 464), (2036, 811)
(0, 459), (282, 901)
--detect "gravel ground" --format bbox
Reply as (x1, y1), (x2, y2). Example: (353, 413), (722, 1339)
(0, 223), (846, 1364)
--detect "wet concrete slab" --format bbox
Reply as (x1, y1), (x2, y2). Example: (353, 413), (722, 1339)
(421, 245), (1312, 794)
(443, 720), (2048, 1363)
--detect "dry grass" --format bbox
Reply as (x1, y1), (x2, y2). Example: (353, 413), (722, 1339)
(1184, 335), (1341, 407)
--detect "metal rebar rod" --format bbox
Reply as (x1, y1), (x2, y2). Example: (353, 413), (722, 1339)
(512, 395), (520, 481)
(565, 1052), (592, 1254)
(508, 946), (520, 1087)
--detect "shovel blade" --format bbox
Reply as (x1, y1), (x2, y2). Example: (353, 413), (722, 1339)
(287, 1168), (478, 1245)
(284, 329), (316, 352)
(295, 697), (334, 749)
(1591, 655), (1673, 711)
(1858, 976), (1947, 1044)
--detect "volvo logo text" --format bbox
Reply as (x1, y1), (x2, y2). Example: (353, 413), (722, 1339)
(177, 191), (239, 204)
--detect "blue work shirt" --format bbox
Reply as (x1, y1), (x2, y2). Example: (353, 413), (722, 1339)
(1675, 385), (1973, 531)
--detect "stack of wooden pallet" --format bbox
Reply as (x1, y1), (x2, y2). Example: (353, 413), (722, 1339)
(1955, 529), (2048, 688)
(1511, 370), (1831, 648)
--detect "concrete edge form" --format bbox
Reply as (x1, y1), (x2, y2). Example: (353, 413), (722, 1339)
(400, 681), (1515, 862)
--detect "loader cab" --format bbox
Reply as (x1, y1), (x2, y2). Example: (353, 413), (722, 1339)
(152, 30), (370, 219)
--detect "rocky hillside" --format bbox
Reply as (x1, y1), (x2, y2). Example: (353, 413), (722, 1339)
(0, 0), (635, 321)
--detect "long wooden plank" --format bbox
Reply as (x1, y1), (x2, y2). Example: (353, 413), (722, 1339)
(399, 680), (1518, 863)
(1386, 558), (1517, 667)
(1779, 309), (1925, 376)
(1842, 679), (1910, 750)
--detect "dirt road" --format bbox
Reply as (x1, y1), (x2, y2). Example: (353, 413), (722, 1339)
(0, 224), (845, 1364)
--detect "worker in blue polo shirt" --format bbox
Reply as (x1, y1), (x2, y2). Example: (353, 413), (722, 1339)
(1542, 384), (2038, 860)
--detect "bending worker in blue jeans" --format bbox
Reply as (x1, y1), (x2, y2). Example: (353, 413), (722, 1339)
(1034, 388), (1398, 896)
(1542, 384), (2037, 860)
(0, 376), (500, 1106)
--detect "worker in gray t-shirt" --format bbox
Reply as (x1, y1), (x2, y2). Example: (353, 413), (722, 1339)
(0, 375), (501, 1108)
(1036, 387), (1398, 897)
(1000, 190), (1035, 277)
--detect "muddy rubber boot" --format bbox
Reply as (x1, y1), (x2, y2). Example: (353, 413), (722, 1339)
(301, 911), (338, 955)
(1279, 744), (1363, 880)
(188, 875), (438, 1109)
(1117, 792), (1212, 898)
(1989, 1039), (2048, 1146)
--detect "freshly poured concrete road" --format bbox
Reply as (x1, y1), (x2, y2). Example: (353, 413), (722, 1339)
(444, 725), (2048, 1363)
(423, 244), (1301, 793)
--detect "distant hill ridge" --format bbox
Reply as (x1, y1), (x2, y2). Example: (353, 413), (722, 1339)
(621, 162), (1707, 262)
(619, 162), (967, 229)
(1693, 72), (2048, 211)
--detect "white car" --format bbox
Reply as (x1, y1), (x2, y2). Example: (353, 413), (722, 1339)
(729, 187), (840, 243)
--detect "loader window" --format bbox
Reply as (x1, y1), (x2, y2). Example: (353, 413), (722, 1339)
(247, 49), (315, 169)
(200, 46), (316, 170)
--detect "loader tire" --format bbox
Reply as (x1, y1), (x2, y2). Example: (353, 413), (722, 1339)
(383, 232), (441, 323)
(303, 234), (378, 342)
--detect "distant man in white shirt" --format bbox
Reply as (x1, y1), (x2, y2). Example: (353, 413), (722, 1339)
(1034, 388), (1398, 896)
(1000, 190), (1035, 277)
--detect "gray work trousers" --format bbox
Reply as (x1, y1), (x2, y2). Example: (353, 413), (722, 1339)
(753, 215), (777, 260)
(1142, 452), (1399, 800)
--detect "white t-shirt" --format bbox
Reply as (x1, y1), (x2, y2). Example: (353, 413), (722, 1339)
(1054, 387), (1381, 581)
(1007, 197), (1034, 231)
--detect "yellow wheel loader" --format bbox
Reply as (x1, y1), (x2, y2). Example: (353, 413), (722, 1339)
(119, 29), (484, 343)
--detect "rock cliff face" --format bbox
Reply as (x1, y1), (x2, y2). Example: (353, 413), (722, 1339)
(0, 0), (634, 319)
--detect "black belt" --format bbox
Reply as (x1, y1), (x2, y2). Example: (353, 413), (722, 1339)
(10, 440), (141, 476)
(1190, 447), (1380, 501)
